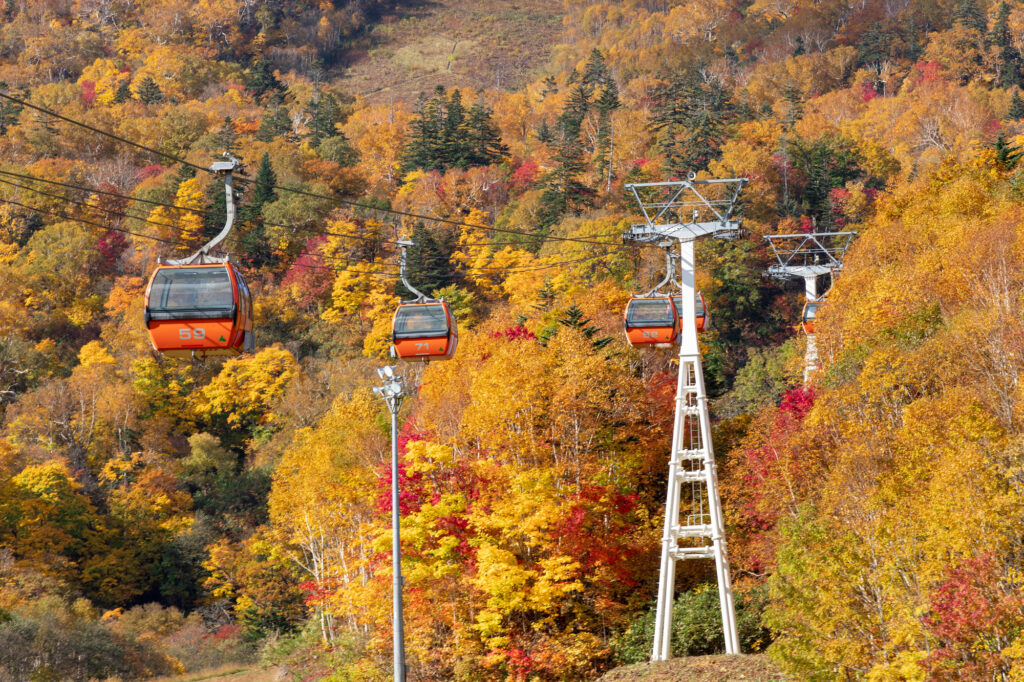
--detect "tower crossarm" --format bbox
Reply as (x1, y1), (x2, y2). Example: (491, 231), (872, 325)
(625, 177), (747, 241)
(763, 231), (856, 280)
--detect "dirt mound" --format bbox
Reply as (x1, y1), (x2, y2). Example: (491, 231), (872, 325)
(598, 654), (787, 681)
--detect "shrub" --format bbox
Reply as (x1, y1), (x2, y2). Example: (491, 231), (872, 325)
(613, 583), (771, 663)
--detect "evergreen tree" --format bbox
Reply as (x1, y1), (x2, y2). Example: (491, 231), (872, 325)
(441, 88), (467, 168)
(532, 280), (557, 313)
(537, 81), (596, 233)
(1009, 90), (1024, 119)
(256, 106), (292, 142)
(215, 117), (238, 156)
(174, 164), (197, 189)
(135, 76), (163, 104)
(305, 89), (344, 147)
(0, 82), (24, 135)
(400, 223), (458, 298)
(582, 48), (609, 88)
(780, 84), (804, 131)
(595, 79), (621, 187)
(541, 75), (558, 96)
(112, 79), (131, 104)
(784, 135), (865, 224)
(792, 35), (805, 57)
(239, 153), (276, 267)
(563, 81), (593, 127)
(953, 0), (986, 33)
(856, 22), (892, 66)
(401, 91), (443, 173)
(535, 119), (554, 144)
(465, 99), (508, 167)
(318, 134), (359, 166)
(991, 2), (1023, 88)
(401, 87), (506, 173)
(652, 70), (732, 175)
(246, 58), (286, 101)
(991, 131), (1022, 169)
(901, 18), (925, 62)
(538, 304), (612, 349)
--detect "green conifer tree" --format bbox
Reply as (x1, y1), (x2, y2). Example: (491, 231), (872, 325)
(239, 153), (277, 267)
(991, 2), (1023, 88)
(215, 117), (238, 156)
(400, 223), (458, 297)
(1009, 90), (1024, 119)
(856, 22), (891, 66)
(992, 131), (1022, 169)
(246, 58), (286, 100)
(441, 88), (467, 169)
(582, 48), (609, 87)
(537, 82), (595, 234)
(652, 70), (732, 175)
(305, 89), (344, 147)
(953, 0), (986, 32)
(135, 76), (163, 104)
(465, 99), (508, 167)
(112, 80), (131, 104)
(0, 82), (24, 135)
(535, 119), (554, 144)
(256, 106), (292, 142)
(401, 90), (444, 173)
(538, 304), (612, 349)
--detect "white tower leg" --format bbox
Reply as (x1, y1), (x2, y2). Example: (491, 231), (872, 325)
(651, 240), (739, 661)
(804, 275), (819, 383)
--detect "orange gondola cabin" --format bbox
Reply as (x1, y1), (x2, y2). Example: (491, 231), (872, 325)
(144, 262), (254, 358)
(392, 301), (458, 361)
(802, 300), (819, 335)
(671, 292), (710, 333)
(624, 295), (679, 347)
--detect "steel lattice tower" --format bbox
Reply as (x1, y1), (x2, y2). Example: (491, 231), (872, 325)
(764, 232), (856, 382)
(624, 177), (746, 659)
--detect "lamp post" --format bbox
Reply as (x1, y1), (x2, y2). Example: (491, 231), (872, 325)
(373, 366), (406, 682)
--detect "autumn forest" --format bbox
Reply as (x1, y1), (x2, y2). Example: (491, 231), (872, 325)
(0, 0), (1022, 679)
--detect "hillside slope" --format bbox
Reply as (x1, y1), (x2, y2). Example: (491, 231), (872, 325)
(337, 0), (563, 102)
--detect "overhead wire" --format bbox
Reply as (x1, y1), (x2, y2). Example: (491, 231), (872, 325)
(0, 196), (187, 247)
(0, 165), (623, 276)
(0, 167), (589, 252)
(0, 192), (403, 279)
(0, 178), (614, 280)
(0, 91), (634, 251)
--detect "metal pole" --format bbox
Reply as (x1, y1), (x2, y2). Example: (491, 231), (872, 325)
(374, 367), (406, 682)
(390, 398), (406, 682)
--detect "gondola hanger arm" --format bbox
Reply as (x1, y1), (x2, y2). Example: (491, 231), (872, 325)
(397, 238), (429, 302)
(643, 241), (676, 297)
(165, 153), (241, 266)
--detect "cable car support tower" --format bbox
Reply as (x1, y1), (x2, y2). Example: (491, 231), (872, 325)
(624, 176), (746, 660)
(764, 231), (855, 382)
